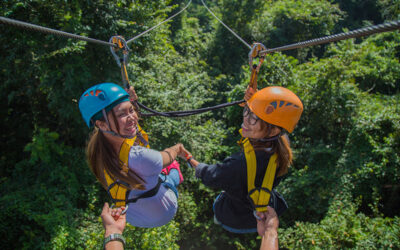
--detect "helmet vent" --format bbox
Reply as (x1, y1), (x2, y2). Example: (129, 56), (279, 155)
(98, 93), (105, 101)
(270, 101), (277, 109)
(265, 105), (274, 114)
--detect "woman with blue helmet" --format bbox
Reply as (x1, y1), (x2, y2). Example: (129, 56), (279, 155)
(79, 82), (186, 228)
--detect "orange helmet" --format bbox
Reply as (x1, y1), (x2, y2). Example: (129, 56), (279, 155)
(247, 86), (303, 133)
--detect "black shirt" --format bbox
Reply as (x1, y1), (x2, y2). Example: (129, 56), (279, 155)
(195, 150), (288, 230)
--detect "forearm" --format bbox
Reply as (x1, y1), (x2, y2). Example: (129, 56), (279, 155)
(260, 228), (278, 250)
(187, 157), (199, 168)
(161, 144), (180, 167)
(104, 230), (124, 250)
(104, 241), (123, 250)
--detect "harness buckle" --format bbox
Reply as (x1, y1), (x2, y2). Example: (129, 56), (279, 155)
(247, 186), (271, 211)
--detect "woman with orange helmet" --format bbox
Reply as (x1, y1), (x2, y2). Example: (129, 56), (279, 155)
(183, 86), (303, 233)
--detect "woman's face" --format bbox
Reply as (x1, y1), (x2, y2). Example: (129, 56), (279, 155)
(108, 101), (138, 137)
(241, 105), (280, 139)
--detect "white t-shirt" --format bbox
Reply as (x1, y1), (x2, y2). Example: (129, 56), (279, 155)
(125, 146), (178, 228)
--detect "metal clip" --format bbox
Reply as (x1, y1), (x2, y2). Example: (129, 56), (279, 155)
(248, 42), (267, 72)
(110, 204), (129, 215)
(109, 35), (130, 67)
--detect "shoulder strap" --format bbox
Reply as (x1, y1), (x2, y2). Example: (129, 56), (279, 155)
(239, 129), (278, 212)
(105, 126), (152, 207)
(126, 177), (163, 204)
(136, 124), (150, 148)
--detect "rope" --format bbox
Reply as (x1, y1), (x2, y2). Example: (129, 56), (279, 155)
(126, 0), (192, 44)
(0, 16), (116, 47)
(260, 20), (400, 55)
(138, 100), (245, 117)
(200, 0), (251, 49)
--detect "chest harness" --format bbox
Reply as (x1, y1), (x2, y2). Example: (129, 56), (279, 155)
(238, 129), (278, 213)
(104, 125), (163, 209)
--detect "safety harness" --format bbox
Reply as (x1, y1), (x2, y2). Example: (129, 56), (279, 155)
(238, 129), (278, 213)
(104, 125), (162, 208)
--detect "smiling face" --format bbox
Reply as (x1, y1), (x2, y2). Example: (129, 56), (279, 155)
(96, 100), (138, 139)
(241, 105), (281, 139)
(109, 101), (138, 137)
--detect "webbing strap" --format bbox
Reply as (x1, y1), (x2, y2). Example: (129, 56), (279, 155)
(105, 125), (150, 207)
(255, 154), (277, 211)
(126, 177), (163, 204)
(239, 129), (278, 212)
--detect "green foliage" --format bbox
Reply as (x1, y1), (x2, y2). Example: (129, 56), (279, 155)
(378, 0), (400, 20)
(280, 182), (400, 249)
(337, 94), (400, 216)
(278, 29), (399, 226)
(326, 32), (400, 94)
(251, 0), (344, 60)
(332, 0), (384, 29)
(1, 0), (399, 249)
(0, 128), (95, 249)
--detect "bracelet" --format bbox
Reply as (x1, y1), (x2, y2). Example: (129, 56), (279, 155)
(103, 233), (126, 249)
(163, 150), (173, 163)
(186, 156), (194, 168)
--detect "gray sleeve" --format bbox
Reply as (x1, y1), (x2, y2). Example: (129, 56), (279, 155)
(128, 146), (163, 177)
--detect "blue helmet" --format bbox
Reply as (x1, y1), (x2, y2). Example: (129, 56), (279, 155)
(79, 83), (129, 127)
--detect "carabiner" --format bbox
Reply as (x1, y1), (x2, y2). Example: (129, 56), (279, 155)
(110, 204), (129, 215)
(109, 35), (130, 67)
(248, 42), (267, 72)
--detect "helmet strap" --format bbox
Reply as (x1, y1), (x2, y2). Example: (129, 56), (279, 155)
(99, 129), (135, 139)
(254, 131), (285, 143)
(102, 109), (111, 130)
(100, 109), (135, 139)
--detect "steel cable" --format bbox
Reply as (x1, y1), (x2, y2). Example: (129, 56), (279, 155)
(200, 0), (251, 49)
(0, 16), (116, 47)
(126, 0), (192, 44)
(138, 100), (245, 117)
(260, 20), (400, 55)
(2, 14), (398, 118)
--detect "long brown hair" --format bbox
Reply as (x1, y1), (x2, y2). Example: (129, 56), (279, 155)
(86, 112), (145, 190)
(251, 122), (292, 177)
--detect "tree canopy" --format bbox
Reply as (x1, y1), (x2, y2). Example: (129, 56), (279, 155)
(0, 0), (399, 249)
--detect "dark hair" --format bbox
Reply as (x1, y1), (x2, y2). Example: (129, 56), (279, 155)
(251, 122), (292, 177)
(86, 109), (145, 190)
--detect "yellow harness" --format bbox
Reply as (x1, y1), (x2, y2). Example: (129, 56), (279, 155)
(104, 125), (150, 207)
(238, 129), (278, 212)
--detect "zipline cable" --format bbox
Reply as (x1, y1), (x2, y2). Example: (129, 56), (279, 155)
(126, 0), (192, 44)
(199, 1), (287, 77)
(138, 100), (245, 117)
(260, 20), (400, 55)
(2, 14), (398, 118)
(0, 16), (116, 47)
(136, 20), (400, 118)
(200, 0), (251, 49)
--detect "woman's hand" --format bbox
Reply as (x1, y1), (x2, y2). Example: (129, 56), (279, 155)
(101, 202), (126, 237)
(244, 87), (257, 101)
(177, 144), (192, 159)
(125, 85), (138, 102)
(256, 207), (279, 237)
